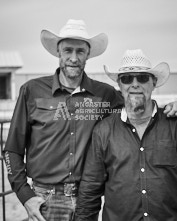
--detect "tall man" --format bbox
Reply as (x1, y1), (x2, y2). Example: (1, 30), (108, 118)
(75, 49), (177, 221)
(4, 19), (124, 221)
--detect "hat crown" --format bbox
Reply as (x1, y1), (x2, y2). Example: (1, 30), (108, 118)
(120, 49), (152, 71)
(59, 19), (89, 39)
(40, 19), (108, 59)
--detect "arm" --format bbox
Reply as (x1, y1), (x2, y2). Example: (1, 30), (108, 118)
(4, 85), (35, 203)
(75, 128), (106, 221)
(4, 151), (46, 220)
(3, 85), (46, 220)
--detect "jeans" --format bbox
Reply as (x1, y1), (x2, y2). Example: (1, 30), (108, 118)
(33, 184), (77, 221)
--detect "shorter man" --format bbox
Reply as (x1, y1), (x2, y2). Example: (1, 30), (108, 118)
(75, 49), (177, 221)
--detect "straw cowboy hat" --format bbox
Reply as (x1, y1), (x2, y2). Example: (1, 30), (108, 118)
(40, 19), (108, 59)
(104, 49), (170, 87)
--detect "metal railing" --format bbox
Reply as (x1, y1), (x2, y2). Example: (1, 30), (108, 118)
(0, 119), (13, 221)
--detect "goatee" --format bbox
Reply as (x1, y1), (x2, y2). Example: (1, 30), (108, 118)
(126, 94), (146, 114)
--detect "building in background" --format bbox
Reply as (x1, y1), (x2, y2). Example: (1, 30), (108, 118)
(0, 51), (177, 121)
(0, 52), (23, 121)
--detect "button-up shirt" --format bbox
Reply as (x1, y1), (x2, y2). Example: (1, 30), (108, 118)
(76, 104), (177, 221)
(4, 68), (123, 204)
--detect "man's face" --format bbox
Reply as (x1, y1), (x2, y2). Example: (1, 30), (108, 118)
(58, 39), (90, 80)
(118, 73), (156, 114)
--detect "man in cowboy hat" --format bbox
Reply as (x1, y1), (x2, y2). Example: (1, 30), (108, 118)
(3, 20), (177, 220)
(75, 49), (177, 221)
(3, 19), (125, 221)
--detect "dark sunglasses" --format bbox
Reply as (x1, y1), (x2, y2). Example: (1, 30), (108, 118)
(118, 73), (153, 84)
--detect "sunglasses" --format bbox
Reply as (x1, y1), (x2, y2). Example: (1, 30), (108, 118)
(118, 73), (153, 84)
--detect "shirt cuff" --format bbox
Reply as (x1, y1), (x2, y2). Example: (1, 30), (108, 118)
(16, 183), (36, 205)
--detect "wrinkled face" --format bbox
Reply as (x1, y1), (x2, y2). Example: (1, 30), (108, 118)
(118, 72), (157, 114)
(58, 39), (90, 80)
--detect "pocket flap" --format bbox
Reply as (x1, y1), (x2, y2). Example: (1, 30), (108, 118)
(35, 98), (66, 110)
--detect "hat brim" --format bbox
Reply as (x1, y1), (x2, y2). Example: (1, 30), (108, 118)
(104, 62), (170, 87)
(41, 30), (108, 59)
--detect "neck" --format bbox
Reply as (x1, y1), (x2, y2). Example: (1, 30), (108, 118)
(59, 70), (83, 89)
(126, 100), (154, 139)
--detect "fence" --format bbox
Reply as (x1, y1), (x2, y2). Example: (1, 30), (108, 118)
(0, 119), (13, 221)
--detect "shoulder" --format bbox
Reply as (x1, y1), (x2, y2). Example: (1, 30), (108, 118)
(86, 75), (123, 106)
(16, 75), (53, 102)
(94, 113), (119, 135)
(22, 75), (53, 89)
(92, 113), (121, 150)
(157, 107), (177, 128)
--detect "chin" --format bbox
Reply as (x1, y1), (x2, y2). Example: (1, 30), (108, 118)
(68, 73), (81, 79)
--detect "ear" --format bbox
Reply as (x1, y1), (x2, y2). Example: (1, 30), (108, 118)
(57, 49), (61, 58)
(117, 78), (121, 87)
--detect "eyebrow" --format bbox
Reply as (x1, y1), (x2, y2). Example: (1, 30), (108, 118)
(62, 46), (88, 52)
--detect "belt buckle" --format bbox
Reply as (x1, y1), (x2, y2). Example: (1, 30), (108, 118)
(64, 183), (77, 196)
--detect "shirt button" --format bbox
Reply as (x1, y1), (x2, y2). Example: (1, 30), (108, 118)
(140, 147), (144, 151)
(70, 152), (73, 156)
(69, 172), (72, 175)
(71, 132), (74, 135)
(71, 113), (74, 116)
(144, 212), (148, 217)
(141, 168), (145, 172)
(132, 128), (136, 132)
(142, 190), (146, 194)
(82, 88), (86, 92)
(50, 106), (53, 109)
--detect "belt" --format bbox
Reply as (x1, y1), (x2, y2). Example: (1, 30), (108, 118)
(33, 181), (79, 197)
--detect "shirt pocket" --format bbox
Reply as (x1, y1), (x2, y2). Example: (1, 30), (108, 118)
(153, 140), (177, 167)
(35, 98), (58, 111)
(33, 98), (62, 122)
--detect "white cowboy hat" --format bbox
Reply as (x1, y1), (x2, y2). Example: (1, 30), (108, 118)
(40, 19), (108, 59)
(104, 49), (170, 87)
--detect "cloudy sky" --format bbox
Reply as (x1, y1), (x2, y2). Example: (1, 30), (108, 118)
(0, 0), (177, 73)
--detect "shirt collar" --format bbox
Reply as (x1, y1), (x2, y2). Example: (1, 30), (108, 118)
(80, 72), (97, 95)
(52, 68), (62, 95)
(52, 68), (97, 95)
(121, 100), (158, 122)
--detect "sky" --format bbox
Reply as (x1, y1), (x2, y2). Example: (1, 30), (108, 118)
(0, 0), (177, 74)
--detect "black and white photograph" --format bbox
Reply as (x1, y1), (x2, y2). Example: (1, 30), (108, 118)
(0, 0), (177, 220)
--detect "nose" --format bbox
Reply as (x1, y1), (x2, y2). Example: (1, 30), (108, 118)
(70, 51), (78, 63)
(131, 76), (139, 88)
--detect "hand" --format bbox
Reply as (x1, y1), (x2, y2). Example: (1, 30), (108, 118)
(163, 101), (177, 117)
(24, 196), (46, 221)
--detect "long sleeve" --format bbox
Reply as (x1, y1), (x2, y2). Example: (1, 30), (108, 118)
(3, 85), (36, 204)
(75, 127), (106, 221)
(3, 151), (36, 204)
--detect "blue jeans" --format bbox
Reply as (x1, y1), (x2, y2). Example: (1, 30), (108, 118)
(33, 184), (77, 221)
